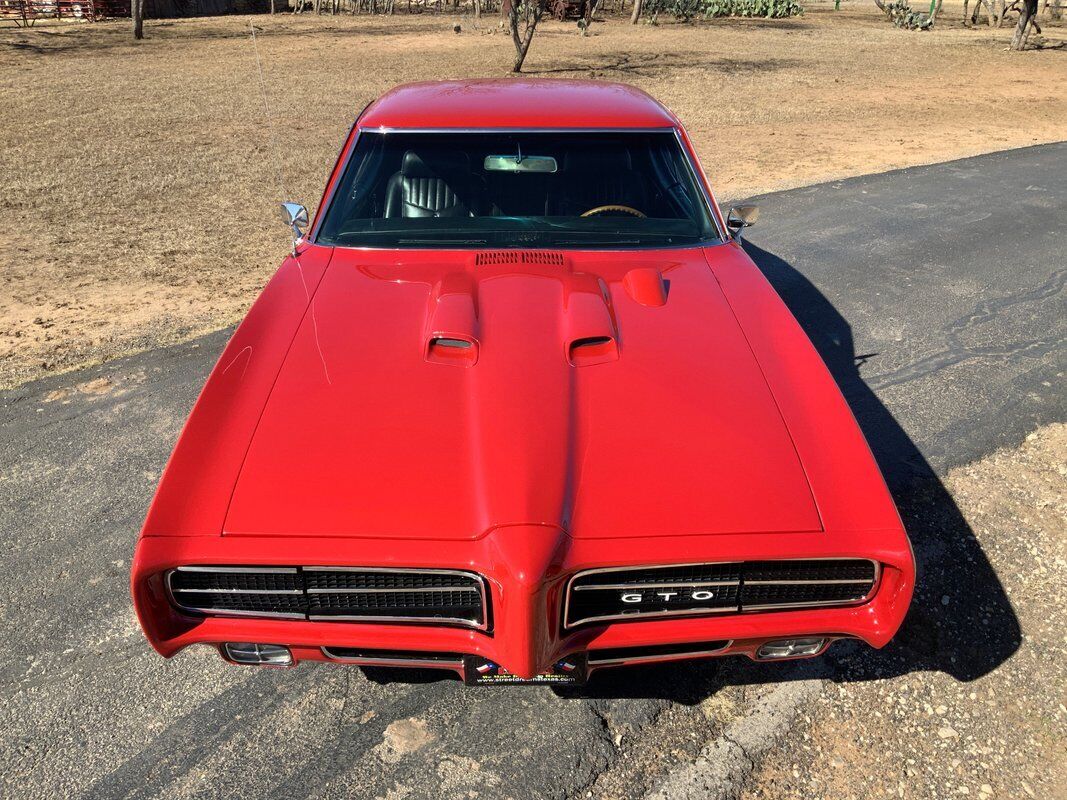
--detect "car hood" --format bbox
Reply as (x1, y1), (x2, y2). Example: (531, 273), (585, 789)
(223, 246), (821, 540)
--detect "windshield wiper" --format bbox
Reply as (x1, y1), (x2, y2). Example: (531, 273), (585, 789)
(395, 238), (488, 245)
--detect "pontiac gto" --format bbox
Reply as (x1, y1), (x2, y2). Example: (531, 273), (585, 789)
(131, 79), (915, 685)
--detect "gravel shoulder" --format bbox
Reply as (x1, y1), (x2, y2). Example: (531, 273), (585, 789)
(742, 425), (1067, 800)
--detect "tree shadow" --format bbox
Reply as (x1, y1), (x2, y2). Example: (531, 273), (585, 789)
(555, 240), (1022, 702)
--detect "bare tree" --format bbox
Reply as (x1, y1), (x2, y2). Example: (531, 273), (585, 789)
(630, 0), (642, 22)
(1010, 0), (1039, 47)
(132, 0), (144, 38)
(508, 0), (549, 72)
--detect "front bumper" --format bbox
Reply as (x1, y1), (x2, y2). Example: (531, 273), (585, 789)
(132, 525), (914, 680)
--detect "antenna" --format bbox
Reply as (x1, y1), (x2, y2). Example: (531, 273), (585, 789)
(244, 21), (288, 210)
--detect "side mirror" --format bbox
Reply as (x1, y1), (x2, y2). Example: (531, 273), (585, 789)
(281, 202), (309, 255)
(726, 204), (759, 239)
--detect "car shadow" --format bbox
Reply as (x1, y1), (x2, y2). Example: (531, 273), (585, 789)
(560, 240), (1023, 702)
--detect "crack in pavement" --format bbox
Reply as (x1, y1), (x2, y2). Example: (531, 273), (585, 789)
(868, 269), (1066, 391)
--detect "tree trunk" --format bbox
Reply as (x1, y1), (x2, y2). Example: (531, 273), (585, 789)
(132, 0), (144, 38)
(509, 0), (546, 72)
(630, 0), (641, 22)
(873, 0), (887, 13)
(473, 0), (479, 19)
(1010, 0), (1038, 47)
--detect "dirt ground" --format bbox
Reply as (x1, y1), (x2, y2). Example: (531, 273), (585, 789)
(744, 424), (1067, 800)
(1, 5), (1065, 388)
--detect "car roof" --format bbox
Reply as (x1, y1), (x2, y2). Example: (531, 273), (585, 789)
(357, 79), (679, 130)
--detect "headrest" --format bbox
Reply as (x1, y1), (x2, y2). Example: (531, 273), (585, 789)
(563, 149), (633, 172)
(401, 150), (469, 178)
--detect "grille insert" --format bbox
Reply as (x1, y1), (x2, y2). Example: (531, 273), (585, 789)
(167, 567), (488, 629)
(564, 559), (878, 628)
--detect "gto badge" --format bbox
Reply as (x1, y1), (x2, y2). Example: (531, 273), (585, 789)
(620, 590), (715, 603)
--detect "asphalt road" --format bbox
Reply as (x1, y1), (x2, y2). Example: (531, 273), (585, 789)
(1, 143), (1063, 800)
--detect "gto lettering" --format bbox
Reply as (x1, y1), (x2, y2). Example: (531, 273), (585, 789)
(621, 593), (642, 603)
(656, 591), (678, 601)
(691, 590), (715, 601)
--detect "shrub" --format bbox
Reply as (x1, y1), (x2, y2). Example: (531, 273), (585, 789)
(645, 0), (803, 22)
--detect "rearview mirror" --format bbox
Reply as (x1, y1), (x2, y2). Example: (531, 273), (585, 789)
(726, 205), (759, 239)
(484, 155), (558, 174)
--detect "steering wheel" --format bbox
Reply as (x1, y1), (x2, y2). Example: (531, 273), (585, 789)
(580, 204), (647, 219)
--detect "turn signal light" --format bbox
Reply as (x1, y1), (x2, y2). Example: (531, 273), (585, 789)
(756, 637), (827, 660)
(222, 642), (293, 666)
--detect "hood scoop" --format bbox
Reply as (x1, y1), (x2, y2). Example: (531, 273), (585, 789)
(425, 272), (480, 367)
(623, 267), (668, 307)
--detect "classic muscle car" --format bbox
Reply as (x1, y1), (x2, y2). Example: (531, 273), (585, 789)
(131, 79), (914, 685)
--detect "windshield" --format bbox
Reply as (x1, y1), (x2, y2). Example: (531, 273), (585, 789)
(315, 131), (720, 249)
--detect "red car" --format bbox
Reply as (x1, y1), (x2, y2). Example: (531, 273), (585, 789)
(131, 79), (914, 685)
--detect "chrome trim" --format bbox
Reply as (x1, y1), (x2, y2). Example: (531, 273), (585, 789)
(563, 558), (881, 629)
(569, 605), (738, 628)
(573, 580), (739, 591)
(165, 568), (306, 621)
(306, 613), (484, 627)
(671, 126), (728, 242)
(164, 566), (490, 630)
(361, 126), (679, 133)
(307, 567), (488, 631)
(563, 560), (741, 628)
(744, 579), (873, 585)
(174, 566), (299, 574)
(304, 566), (490, 631)
(175, 588), (303, 595)
(741, 560), (881, 611)
(753, 637), (833, 661)
(303, 566), (482, 575)
(307, 586), (479, 594)
(321, 646), (463, 669)
(587, 640), (732, 667)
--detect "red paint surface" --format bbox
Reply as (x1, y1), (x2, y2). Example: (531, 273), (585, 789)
(132, 80), (914, 679)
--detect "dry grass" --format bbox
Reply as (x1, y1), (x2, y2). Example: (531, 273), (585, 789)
(1, 4), (1065, 388)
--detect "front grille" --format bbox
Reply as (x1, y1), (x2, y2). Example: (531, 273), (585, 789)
(167, 566), (488, 629)
(564, 559), (878, 628)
